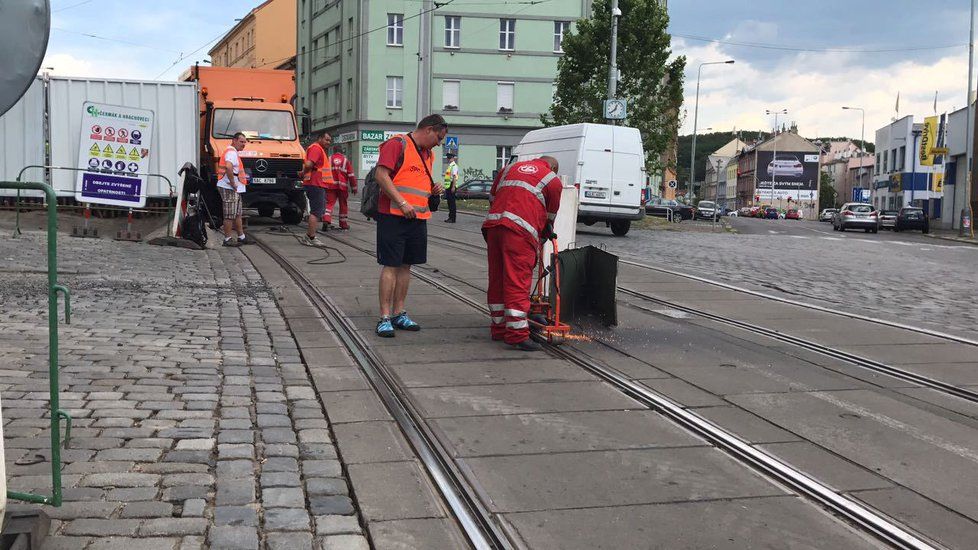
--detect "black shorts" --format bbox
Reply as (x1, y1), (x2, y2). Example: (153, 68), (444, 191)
(376, 213), (427, 267)
(304, 185), (326, 218)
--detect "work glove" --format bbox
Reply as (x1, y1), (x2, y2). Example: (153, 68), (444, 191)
(541, 221), (555, 241)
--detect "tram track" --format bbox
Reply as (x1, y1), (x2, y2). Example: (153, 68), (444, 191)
(386, 223), (978, 408)
(254, 235), (512, 550)
(317, 228), (942, 550)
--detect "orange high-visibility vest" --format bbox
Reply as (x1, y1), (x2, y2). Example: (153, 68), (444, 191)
(303, 142), (334, 187)
(216, 146), (249, 187)
(387, 134), (432, 220)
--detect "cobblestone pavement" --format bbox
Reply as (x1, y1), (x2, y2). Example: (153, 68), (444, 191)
(0, 231), (368, 549)
(576, 218), (978, 337)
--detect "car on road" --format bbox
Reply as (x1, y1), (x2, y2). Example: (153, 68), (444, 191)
(878, 210), (899, 230)
(453, 178), (492, 200)
(695, 200), (720, 220)
(646, 197), (694, 221)
(726, 207), (738, 217)
(832, 202), (879, 233)
(894, 207), (929, 233)
(785, 208), (802, 220)
(764, 207), (780, 219)
(767, 154), (805, 178)
(819, 208), (838, 222)
(738, 207), (752, 217)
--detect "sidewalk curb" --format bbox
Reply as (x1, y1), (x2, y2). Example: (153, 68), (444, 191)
(926, 233), (978, 246)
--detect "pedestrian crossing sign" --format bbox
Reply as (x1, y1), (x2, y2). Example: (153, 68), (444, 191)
(443, 135), (459, 151)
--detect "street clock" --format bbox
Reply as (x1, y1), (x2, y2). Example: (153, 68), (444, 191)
(603, 99), (627, 120)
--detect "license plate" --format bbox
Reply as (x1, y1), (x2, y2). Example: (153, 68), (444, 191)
(251, 177), (275, 184)
(584, 190), (607, 199)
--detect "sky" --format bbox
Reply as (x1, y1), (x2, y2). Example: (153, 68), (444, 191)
(40, 0), (977, 142)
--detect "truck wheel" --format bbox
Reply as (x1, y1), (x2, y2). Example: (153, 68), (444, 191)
(610, 220), (631, 236)
(257, 204), (275, 218)
(280, 207), (302, 225)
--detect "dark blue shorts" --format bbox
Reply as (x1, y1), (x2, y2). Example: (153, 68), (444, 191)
(376, 213), (427, 267)
(304, 185), (326, 218)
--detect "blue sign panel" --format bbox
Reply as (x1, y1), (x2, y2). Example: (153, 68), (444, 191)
(443, 135), (459, 150)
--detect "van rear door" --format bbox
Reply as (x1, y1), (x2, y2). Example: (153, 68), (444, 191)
(610, 127), (643, 213)
(578, 125), (613, 216)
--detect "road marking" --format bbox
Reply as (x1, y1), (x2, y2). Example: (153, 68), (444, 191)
(788, 235), (809, 239)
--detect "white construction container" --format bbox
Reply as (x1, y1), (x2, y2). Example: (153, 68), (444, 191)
(0, 76), (198, 199)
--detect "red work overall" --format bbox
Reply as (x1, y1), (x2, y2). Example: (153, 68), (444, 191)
(483, 159), (561, 344)
(328, 152), (357, 229)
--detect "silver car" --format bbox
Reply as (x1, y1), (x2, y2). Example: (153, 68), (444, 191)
(767, 154), (805, 178)
(832, 203), (879, 233)
(819, 208), (838, 222)
(878, 210), (898, 229)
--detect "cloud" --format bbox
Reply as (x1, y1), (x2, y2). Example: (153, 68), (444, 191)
(676, 37), (970, 140)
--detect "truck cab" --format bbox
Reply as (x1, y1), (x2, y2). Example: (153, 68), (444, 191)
(512, 123), (645, 236)
(183, 66), (306, 223)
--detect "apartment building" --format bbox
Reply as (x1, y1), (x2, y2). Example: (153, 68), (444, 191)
(209, 0), (297, 70)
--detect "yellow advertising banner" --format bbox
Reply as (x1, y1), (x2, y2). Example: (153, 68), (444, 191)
(919, 116), (938, 166)
(932, 172), (944, 193)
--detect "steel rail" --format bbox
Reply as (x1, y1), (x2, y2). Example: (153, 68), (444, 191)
(618, 287), (978, 405)
(323, 231), (942, 550)
(253, 236), (511, 550)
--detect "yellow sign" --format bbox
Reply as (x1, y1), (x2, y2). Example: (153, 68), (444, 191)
(919, 116), (938, 166)
(930, 147), (949, 155)
(129, 147), (140, 160)
(89, 143), (100, 155)
(102, 144), (114, 155)
(933, 173), (944, 193)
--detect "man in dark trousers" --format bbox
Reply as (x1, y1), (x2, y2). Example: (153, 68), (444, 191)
(483, 156), (562, 351)
(329, 145), (357, 230)
(373, 115), (447, 337)
(443, 152), (459, 223)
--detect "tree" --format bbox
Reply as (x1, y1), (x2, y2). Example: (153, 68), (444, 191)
(819, 170), (838, 211)
(543, 0), (685, 175)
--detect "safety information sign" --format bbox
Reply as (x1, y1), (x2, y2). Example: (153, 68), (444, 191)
(75, 102), (154, 207)
(361, 145), (379, 173)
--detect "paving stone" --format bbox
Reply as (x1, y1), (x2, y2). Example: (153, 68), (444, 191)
(261, 471), (301, 488)
(262, 456), (299, 473)
(120, 501), (174, 518)
(81, 473), (160, 488)
(39, 537), (94, 550)
(265, 508), (311, 531)
(299, 444), (338, 460)
(44, 501), (120, 520)
(163, 485), (211, 502)
(162, 473), (215, 487)
(261, 428), (298, 444)
(306, 478), (349, 497)
(181, 498), (207, 517)
(267, 532), (315, 550)
(318, 535), (370, 550)
(215, 478), (256, 506)
(218, 443), (254, 459)
(263, 443), (299, 458)
(217, 430), (254, 444)
(163, 450), (212, 464)
(262, 487), (305, 508)
(105, 487), (160, 502)
(315, 514), (362, 536)
(298, 429), (332, 444)
(63, 519), (142, 537)
(88, 538), (180, 550)
(214, 505), (259, 527)
(257, 414), (292, 428)
(208, 526), (259, 550)
(286, 386), (317, 400)
(175, 438), (215, 451)
(217, 460), (255, 478)
(309, 495), (355, 516)
(303, 460), (342, 477)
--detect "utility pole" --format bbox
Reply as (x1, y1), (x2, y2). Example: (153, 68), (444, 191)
(911, 127), (921, 207)
(607, 0), (620, 102)
(689, 59), (735, 203)
(766, 108), (787, 206)
(416, 1), (434, 119)
(964, 0), (976, 237)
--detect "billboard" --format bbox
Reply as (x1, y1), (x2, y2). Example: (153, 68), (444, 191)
(754, 150), (819, 201)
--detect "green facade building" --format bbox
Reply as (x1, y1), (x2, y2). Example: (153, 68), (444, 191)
(296, 0), (591, 182)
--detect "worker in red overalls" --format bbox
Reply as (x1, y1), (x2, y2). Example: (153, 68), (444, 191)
(327, 146), (357, 230)
(483, 156), (562, 351)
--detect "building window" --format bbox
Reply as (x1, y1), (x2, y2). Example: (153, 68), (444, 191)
(497, 82), (514, 112)
(554, 21), (570, 52)
(387, 13), (403, 46)
(347, 78), (353, 111)
(386, 76), (403, 108)
(499, 19), (515, 51)
(882, 150), (888, 173)
(496, 146), (512, 170)
(443, 80), (460, 110)
(898, 146), (906, 171)
(445, 16), (461, 48)
(348, 17), (354, 50)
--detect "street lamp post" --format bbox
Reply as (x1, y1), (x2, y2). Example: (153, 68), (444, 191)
(714, 157), (723, 230)
(963, 0), (976, 237)
(689, 60), (734, 203)
(843, 106), (866, 203)
(765, 108), (788, 208)
(910, 128), (922, 206)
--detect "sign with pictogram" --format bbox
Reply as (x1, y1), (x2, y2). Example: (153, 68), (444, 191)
(76, 102), (155, 207)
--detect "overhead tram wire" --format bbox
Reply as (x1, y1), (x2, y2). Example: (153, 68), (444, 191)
(255, 0), (460, 70)
(153, 29), (231, 79)
(671, 32), (967, 54)
(51, 27), (181, 54)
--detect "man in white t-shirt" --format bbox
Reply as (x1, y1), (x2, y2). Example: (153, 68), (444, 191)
(217, 132), (253, 246)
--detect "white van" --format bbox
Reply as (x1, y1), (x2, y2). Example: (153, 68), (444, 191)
(512, 123), (645, 236)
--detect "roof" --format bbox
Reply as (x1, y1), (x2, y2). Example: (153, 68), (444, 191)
(711, 138), (747, 157)
(847, 155), (875, 169)
(755, 132), (819, 153)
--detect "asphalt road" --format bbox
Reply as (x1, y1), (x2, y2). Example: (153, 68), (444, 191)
(575, 215), (978, 339)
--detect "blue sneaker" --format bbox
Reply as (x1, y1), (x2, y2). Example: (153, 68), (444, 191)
(376, 317), (395, 338)
(391, 311), (421, 331)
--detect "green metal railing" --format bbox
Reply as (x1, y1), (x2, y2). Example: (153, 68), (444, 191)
(2, 180), (71, 506)
(12, 165), (176, 238)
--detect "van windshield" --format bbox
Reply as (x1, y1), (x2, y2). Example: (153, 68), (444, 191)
(212, 109), (296, 141)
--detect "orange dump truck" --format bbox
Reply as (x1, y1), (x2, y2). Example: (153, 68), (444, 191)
(181, 65), (307, 223)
